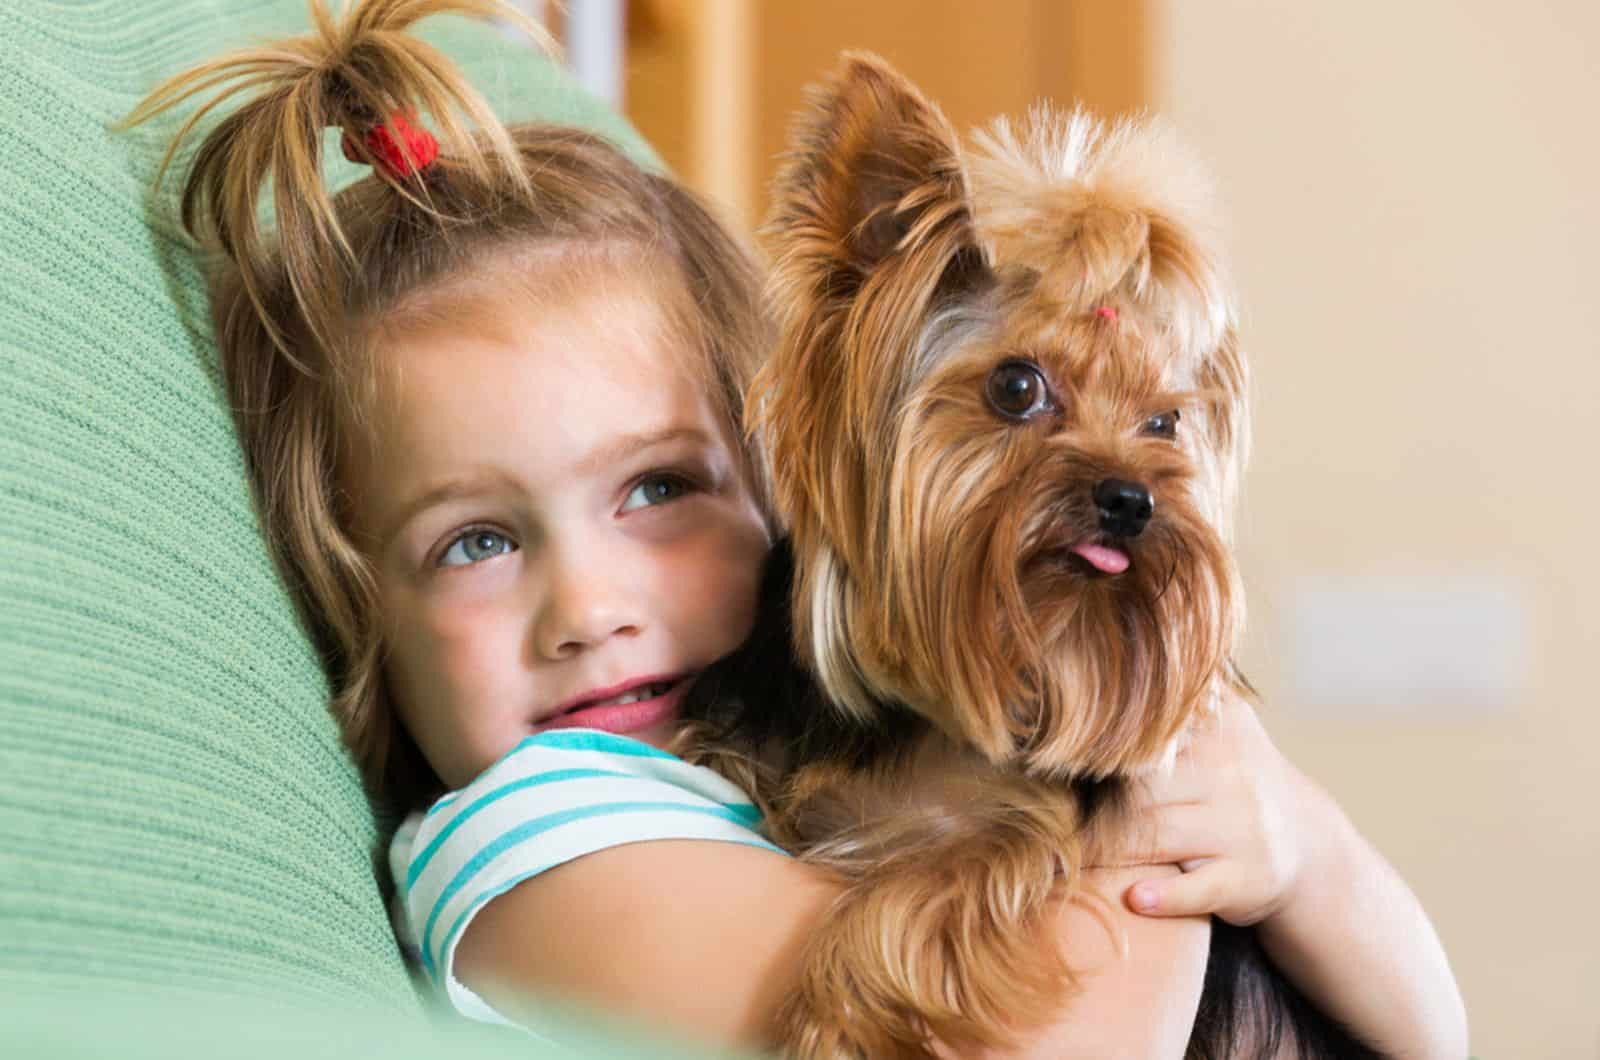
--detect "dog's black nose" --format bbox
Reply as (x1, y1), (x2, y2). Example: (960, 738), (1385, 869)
(1094, 479), (1154, 538)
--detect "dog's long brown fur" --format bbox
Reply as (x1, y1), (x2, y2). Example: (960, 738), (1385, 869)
(680, 54), (1352, 1059)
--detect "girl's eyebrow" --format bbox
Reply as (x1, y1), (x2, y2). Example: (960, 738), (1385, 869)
(383, 469), (520, 552)
(572, 425), (711, 477)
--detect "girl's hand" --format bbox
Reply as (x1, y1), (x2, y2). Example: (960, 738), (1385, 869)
(1109, 692), (1331, 927)
(1105, 694), (1471, 1059)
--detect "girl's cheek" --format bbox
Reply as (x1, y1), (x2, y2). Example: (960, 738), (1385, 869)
(698, 518), (769, 630)
(403, 573), (523, 684)
(429, 596), (516, 669)
(401, 603), (525, 773)
(425, 551), (523, 604)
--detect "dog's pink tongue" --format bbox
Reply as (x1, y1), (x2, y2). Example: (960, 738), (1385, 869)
(1071, 543), (1130, 574)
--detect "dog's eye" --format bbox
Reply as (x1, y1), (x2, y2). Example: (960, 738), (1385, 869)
(987, 360), (1054, 420)
(1142, 409), (1180, 438)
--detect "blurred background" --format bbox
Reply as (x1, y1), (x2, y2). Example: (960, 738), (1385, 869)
(535, 1), (1598, 1055)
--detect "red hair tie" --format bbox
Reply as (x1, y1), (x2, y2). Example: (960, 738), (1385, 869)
(341, 111), (438, 180)
(1095, 306), (1119, 322)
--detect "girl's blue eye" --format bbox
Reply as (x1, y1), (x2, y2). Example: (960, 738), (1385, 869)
(438, 529), (516, 568)
(620, 474), (691, 513)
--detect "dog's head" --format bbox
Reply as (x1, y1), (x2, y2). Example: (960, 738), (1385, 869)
(752, 54), (1248, 777)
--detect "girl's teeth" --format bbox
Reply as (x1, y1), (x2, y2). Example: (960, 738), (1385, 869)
(592, 682), (670, 709)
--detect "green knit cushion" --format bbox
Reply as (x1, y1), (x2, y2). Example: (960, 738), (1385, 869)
(0, 0), (657, 1026)
(1, 986), (747, 1060)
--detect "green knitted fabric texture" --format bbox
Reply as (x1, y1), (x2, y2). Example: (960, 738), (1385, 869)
(0, 0), (660, 1033)
(3, 986), (749, 1060)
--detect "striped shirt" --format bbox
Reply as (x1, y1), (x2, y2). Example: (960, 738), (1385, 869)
(388, 728), (783, 1029)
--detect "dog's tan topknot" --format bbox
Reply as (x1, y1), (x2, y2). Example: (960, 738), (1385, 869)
(967, 106), (1234, 365)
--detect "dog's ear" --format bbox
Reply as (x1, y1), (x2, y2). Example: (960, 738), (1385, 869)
(753, 52), (988, 511)
(763, 51), (982, 299)
(750, 54), (993, 718)
(1196, 321), (1250, 535)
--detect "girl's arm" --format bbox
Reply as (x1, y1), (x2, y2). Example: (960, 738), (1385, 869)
(1251, 779), (1467, 1059)
(1121, 698), (1469, 1059)
(456, 842), (1210, 1057)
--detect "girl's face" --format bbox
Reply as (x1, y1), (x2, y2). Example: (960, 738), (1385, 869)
(350, 271), (770, 791)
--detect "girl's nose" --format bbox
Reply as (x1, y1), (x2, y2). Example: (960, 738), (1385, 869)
(530, 557), (642, 660)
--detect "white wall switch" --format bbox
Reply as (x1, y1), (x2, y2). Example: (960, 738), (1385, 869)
(1277, 574), (1532, 714)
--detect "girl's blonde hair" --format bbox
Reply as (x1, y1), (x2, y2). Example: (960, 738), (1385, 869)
(125, 0), (772, 808)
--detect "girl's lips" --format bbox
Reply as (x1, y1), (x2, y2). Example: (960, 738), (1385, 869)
(539, 677), (691, 736)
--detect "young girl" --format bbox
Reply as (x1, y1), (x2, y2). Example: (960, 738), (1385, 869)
(127, 1), (1466, 1056)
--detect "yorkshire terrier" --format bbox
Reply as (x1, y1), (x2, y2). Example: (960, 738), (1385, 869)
(680, 53), (1376, 1060)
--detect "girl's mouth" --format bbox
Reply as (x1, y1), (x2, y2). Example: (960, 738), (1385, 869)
(540, 675), (693, 736)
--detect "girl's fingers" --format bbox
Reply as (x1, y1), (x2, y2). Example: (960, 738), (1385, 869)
(1099, 801), (1225, 867)
(1125, 863), (1232, 919)
(1142, 802), (1224, 864)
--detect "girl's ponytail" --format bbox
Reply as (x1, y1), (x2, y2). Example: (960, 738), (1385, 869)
(120, 1), (553, 805)
(122, 0), (545, 369)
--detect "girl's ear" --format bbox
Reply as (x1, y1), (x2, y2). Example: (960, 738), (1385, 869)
(763, 51), (981, 298)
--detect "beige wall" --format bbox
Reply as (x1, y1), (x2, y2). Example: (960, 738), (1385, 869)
(625, 1), (1148, 231)
(1151, 3), (1599, 1056)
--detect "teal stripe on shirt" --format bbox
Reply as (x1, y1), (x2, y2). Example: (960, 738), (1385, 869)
(428, 822), (784, 987)
(418, 800), (777, 975)
(410, 761), (764, 891)
(406, 767), (632, 892)
(523, 730), (680, 759)
(422, 731), (682, 819)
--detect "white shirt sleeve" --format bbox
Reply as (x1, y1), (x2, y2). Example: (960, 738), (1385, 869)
(388, 728), (785, 1029)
